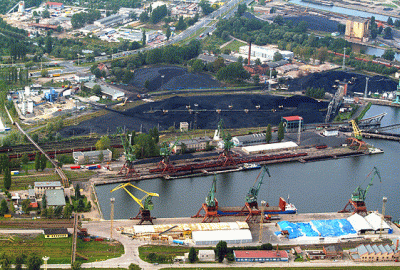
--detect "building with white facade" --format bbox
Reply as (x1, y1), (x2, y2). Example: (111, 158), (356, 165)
(239, 45), (294, 62)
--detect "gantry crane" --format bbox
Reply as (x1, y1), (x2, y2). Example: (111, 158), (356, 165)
(192, 175), (220, 223)
(340, 167), (381, 215)
(241, 166), (271, 223)
(158, 133), (184, 174)
(216, 119), (236, 166)
(110, 183), (159, 225)
(117, 128), (139, 178)
(347, 120), (368, 150)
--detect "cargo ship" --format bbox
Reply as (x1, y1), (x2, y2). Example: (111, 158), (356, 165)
(217, 197), (297, 216)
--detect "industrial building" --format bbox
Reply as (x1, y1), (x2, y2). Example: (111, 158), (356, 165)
(350, 243), (400, 261)
(364, 212), (392, 233)
(323, 128), (339, 137)
(239, 45), (294, 62)
(94, 14), (129, 28)
(45, 189), (66, 207)
(242, 141), (298, 155)
(192, 229), (252, 245)
(233, 250), (289, 262)
(282, 116), (303, 133)
(73, 149), (112, 164)
(85, 82), (125, 100)
(34, 181), (62, 197)
(232, 133), (266, 147)
(323, 245), (343, 259)
(46, 2), (64, 10)
(345, 18), (369, 42)
(170, 137), (212, 153)
(74, 73), (95, 83)
(44, 228), (69, 238)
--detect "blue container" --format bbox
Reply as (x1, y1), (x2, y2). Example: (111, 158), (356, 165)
(172, 240), (184, 245)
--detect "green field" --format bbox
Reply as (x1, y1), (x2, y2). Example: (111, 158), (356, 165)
(0, 234), (123, 264)
(139, 245), (191, 263)
(222, 39), (247, 53)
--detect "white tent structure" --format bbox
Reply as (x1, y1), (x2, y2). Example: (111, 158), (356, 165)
(347, 213), (374, 234)
(192, 229), (252, 245)
(365, 212), (392, 233)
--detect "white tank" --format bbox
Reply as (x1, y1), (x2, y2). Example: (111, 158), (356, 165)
(25, 86), (30, 96)
(18, 1), (25, 14)
(27, 100), (34, 113)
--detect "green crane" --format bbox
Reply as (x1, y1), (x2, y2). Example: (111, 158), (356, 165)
(351, 167), (381, 202)
(117, 127), (138, 177)
(158, 133), (184, 173)
(205, 175), (217, 208)
(216, 119), (235, 166)
(245, 166), (271, 204)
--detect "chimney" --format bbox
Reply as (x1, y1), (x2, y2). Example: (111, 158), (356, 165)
(344, 84), (348, 96)
(248, 41), (251, 66)
(396, 239), (399, 250)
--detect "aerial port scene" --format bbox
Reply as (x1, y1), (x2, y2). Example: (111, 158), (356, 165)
(1, 0), (400, 269)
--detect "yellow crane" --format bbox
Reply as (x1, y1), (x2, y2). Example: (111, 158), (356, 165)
(347, 120), (367, 150)
(110, 183), (159, 225)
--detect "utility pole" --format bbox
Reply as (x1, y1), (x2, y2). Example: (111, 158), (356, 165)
(342, 48), (346, 70)
(110, 197), (115, 240)
(297, 118), (302, 145)
(379, 197), (387, 238)
(259, 200), (266, 243)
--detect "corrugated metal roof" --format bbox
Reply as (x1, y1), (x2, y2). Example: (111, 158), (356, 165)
(34, 181), (62, 188)
(242, 141), (298, 153)
(192, 229), (252, 243)
(282, 116), (303, 121)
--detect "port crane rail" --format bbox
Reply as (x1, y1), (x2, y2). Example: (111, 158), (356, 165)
(340, 167), (381, 215)
(192, 175), (220, 223)
(110, 183), (159, 225)
(241, 166), (271, 223)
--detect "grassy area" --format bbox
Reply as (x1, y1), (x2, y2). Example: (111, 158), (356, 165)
(64, 170), (97, 181)
(356, 102), (372, 121)
(0, 234), (123, 264)
(139, 245), (191, 263)
(222, 39), (246, 53)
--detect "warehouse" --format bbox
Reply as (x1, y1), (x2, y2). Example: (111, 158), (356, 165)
(192, 229), (252, 245)
(232, 133), (266, 147)
(242, 141), (298, 155)
(73, 149), (112, 164)
(85, 82), (125, 100)
(347, 213), (374, 235)
(364, 212), (392, 234)
(45, 189), (66, 207)
(233, 250), (289, 262)
(94, 14), (129, 28)
(239, 45), (294, 62)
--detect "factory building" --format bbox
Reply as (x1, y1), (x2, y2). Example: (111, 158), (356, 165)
(74, 73), (95, 83)
(192, 229), (252, 245)
(170, 137), (212, 153)
(345, 18), (369, 42)
(239, 45), (294, 62)
(34, 181), (62, 198)
(350, 243), (400, 261)
(73, 149), (112, 164)
(282, 116), (303, 133)
(232, 133), (266, 147)
(233, 250), (289, 262)
(94, 14), (129, 28)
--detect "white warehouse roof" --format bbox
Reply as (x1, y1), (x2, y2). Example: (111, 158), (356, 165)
(192, 229), (252, 245)
(347, 213), (373, 232)
(242, 141), (298, 154)
(364, 212), (391, 231)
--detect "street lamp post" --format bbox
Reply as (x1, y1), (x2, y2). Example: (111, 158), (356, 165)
(259, 200), (266, 243)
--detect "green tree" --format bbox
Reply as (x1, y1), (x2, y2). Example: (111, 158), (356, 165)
(45, 36), (53, 54)
(54, 206), (63, 218)
(316, 47), (328, 64)
(40, 154), (47, 171)
(166, 27), (171, 40)
(176, 16), (187, 31)
(384, 27), (392, 39)
(41, 69), (48, 77)
(71, 261), (82, 270)
(63, 203), (73, 218)
(21, 199), (31, 213)
(273, 51), (283, 61)
(47, 206), (54, 218)
(215, 240), (228, 262)
(128, 264), (140, 270)
(3, 167), (11, 190)
(144, 79), (150, 89)
(277, 121), (285, 142)
(26, 254), (42, 270)
(387, 17), (394, 26)
(96, 136), (111, 150)
(21, 153), (29, 174)
(0, 199), (9, 215)
(266, 124), (272, 143)
(253, 74), (260, 86)
(142, 30), (146, 46)
(42, 194), (47, 209)
(188, 247), (198, 263)
(382, 49), (395, 61)
(42, 9), (50, 18)
(191, 59), (205, 73)
(199, 0), (214, 15)
(15, 254), (25, 270)
(0, 253), (11, 270)
(236, 3), (247, 16)
(255, 58), (261, 65)
(261, 243), (273, 250)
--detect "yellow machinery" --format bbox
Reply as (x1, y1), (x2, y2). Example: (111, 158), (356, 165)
(111, 183), (159, 225)
(347, 120), (367, 150)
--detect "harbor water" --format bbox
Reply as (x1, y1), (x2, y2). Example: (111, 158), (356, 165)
(289, 0), (391, 21)
(95, 105), (400, 221)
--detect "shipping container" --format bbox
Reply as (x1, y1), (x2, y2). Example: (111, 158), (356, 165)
(70, 165), (81, 169)
(11, 171), (19, 175)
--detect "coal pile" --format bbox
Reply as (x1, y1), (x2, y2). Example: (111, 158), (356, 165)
(287, 71), (397, 94)
(130, 66), (221, 91)
(60, 94), (328, 137)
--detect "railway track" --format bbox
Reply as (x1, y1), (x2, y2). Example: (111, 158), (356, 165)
(0, 219), (75, 229)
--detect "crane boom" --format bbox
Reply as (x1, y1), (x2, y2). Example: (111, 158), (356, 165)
(205, 175), (217, 207)
(352, 167), (381, 202)
(110, 183), (159, 210)
(350, 120), (363, 140)
(245, 166), (271, 204)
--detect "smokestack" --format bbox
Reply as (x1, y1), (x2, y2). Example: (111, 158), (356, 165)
(248, 42), (251, 66)
(396, 239), (399, 250)
(344, 84), (348, 96)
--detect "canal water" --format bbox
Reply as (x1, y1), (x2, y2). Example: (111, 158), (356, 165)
(95, 105), (400, 221)
(289, 0), (391, 21)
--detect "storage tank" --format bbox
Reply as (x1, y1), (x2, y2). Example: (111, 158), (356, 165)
(27, 100), (34, 114)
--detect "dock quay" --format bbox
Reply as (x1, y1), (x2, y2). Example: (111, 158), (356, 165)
(92, 146), (369, 185)
(363, 132), (400, 141)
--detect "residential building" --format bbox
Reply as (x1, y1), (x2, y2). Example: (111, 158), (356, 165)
(233, 250), (289, 262)
(44, 228), (69, 238)
(74, 73), (95, 83)
(306, 250), (326, 260)
(34, 181), (62, 197)
(350, 244), (400, 261)
(45, 189), (66, 207)
(345, 18), (369, 42)
(323, 245), (343, 259)
(73, 149), (112, 164)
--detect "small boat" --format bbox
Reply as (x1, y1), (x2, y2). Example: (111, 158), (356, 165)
(241, 163), (261, 171)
